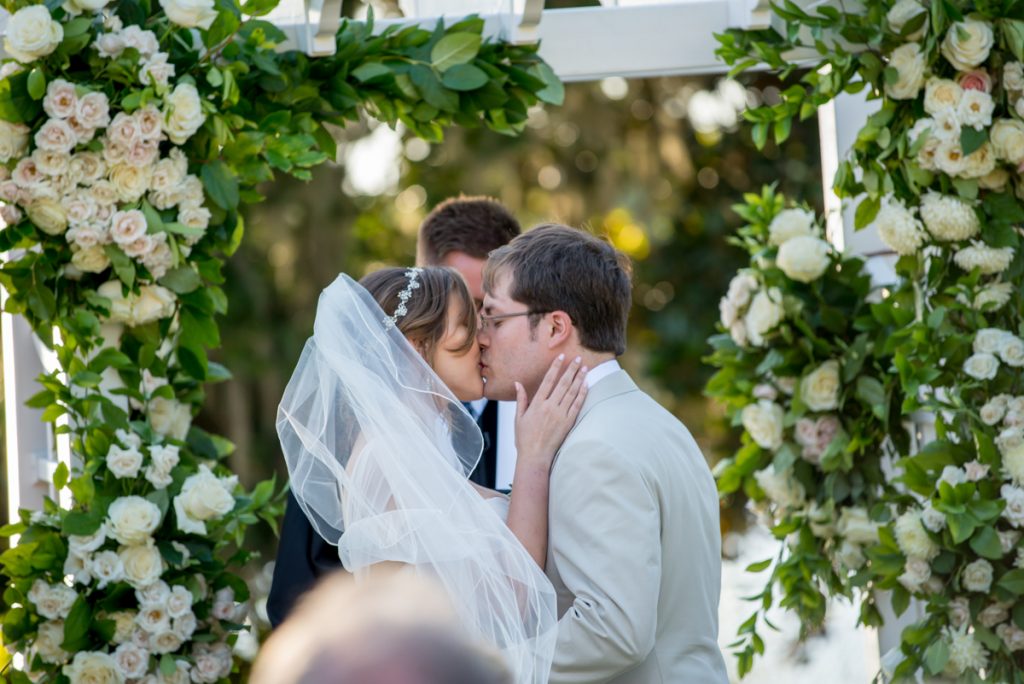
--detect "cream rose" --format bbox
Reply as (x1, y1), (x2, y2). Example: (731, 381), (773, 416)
(777, 235), (830, 283)
(885, 43), (926, 100)
(835, 540), (866, 570)
(149, 395), (191, 440)
(894, 510), (939, 560)
(887, 0), (927, 39)
(963, 352), (999, 380)
(941, 19), (994, 72)
(112, 642), (147, 679)
(30, 580), (78, 620)
(744, 287), (784, 347)
(106, 444), (143, 478)
(133, 284), (176, 326)
(28, 197), (68, 235)
(35, 118), (77, 154)
(62, 651), (122, 684)
(837, 506), (880, 545)
(741, 400), (784, 450)
(167, 585), (194, 618)
(34, 620), (68, 664)
(107, 495), (162, 544)
(4, 5), (63, 63)
(800, 359), (841, 412)
(754, 465), (806, 508)
(71, 245), (111, 274)
(991, 119), (1024, 164)
(999, 334), (1024, 367)
(42, 79), (77, 120)
(69, 524), (107, 555)
(0, 120), (30, 163)
(76, 91), (111, 130)
(898, 556), (932, 592)
(978, 167), (1009, 191)
(109, 209), (148, 246)
(767, 208), (816, 246)
(109, 163), (152, 203)
(107, 610), (137, 645)
(88, 550), (125, 589)
(118, 541), (164, 588)
(159, 0), (218, 29)
(924, 79), (962, 115)
(173, 464), (237, 535)
(162, 83), (207, 144)
(121, 25), (159, 57)
(962, 558), (994, 592)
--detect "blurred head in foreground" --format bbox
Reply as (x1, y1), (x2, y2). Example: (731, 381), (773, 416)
(251, 570), (511, 684)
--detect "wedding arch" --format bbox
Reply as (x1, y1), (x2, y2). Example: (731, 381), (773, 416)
(0, 0), (966, 681)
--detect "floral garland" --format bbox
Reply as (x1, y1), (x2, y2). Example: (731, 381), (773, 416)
(0, 1), (560, 681)
(717, 0), (1024, 679)
(706, 186), (899, 676)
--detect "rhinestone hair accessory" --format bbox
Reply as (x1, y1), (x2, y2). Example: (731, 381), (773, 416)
(383, 267), (423, 329)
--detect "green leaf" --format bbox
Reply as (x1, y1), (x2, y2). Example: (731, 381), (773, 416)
(960, 126), (987, 156)
(744, 558), (772, 573)
(530, 62), (565, 106)
(410, 65), (459, 112)
(61, 595), (92, 651)
(201, 161), (240, 210)
(159, 266), (202, 294)
(1002, 19), (1024, 62)
(431, 32), (481, 72)
(969, 525), (1004, 560)
(141, 200), (164, 233)
(854, 196), (880, 230)
(855, 376), (886, 419)
(160, 654), (178, 676)
(923, 638), (949, 676)
(27, 68), (45, 100)
(351, 62), (393, 83)
(997, 568), (1024, 595)
(62, 510), (103, 536)
(441, 63), (488, 91)
(53, 462), (69, 490)
(104, 245), (135, 289)
(241, 0), (280, 17)
(0, 71), (42, 123)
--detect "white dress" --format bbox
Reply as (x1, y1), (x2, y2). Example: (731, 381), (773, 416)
(483, 494), (511, 522)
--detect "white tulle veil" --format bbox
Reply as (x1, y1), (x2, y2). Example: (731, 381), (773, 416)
(277, 273), (557, 683)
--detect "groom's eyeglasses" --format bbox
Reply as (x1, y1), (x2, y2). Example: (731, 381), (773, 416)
(478, 310), (551, 332)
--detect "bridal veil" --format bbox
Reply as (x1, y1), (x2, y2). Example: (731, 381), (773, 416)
(276, 273), (557, 683)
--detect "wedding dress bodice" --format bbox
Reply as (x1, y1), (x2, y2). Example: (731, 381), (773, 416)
(483, 494), (510, 522)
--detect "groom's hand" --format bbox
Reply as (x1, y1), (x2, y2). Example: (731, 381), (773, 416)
(513, 354), (588, 466)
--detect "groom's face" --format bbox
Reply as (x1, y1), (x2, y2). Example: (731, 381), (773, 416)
(478, 271), (552, 401)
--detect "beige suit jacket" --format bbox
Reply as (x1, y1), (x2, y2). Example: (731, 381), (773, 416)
(545, 370), (727, 683)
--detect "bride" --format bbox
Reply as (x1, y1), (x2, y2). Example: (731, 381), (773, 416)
(276, 266), (587, 683)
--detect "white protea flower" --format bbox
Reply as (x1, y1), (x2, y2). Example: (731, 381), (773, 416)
(943, 624), (989, 676)
(919, 192), (980, 241)
(954, 241), (1015, 275)
(972, 282), (1013, 311)
(894, 510), (940, 560)
(874, 196), (925, 255)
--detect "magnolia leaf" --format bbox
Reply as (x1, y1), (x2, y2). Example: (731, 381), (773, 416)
(409, 65), (458, 112)
(202, 160), (240, 210)
(997, 568), (1024, 595)
(959, 125), (987, 156)
(530, 62), (565, 106)
(441, 63), (488, 91)
(26, 68), (45, 100)
(431, 32), (481, 72)
(351, 62), (392, 83)
(854, 196), (880, 229)
(969, 525), (1004, 560)
(159, 266), (202, 294)
(104, 244), (136, 288)
(241, 0), (280, 17)
(923, 639), (949, 676)
(53, 462), (69, 490)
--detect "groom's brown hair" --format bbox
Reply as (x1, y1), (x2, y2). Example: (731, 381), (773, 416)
(484, 224), (633, 355)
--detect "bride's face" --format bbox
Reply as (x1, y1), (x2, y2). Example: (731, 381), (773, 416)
(425, 294), (484, 401)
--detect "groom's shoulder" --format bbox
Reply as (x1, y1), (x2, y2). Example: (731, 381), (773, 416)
(573, 374), (695, 446)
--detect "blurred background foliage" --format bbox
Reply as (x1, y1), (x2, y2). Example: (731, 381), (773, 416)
(200, 68), (825, 550)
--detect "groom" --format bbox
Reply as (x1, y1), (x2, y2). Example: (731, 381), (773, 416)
(479, 224), (728, 683)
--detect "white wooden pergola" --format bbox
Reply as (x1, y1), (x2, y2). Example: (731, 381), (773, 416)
(2, 0), (901, 667)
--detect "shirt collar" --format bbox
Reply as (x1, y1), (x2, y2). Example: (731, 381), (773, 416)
(585, 359), (621, 388)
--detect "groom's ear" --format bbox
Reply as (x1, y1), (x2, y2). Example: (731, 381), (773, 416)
(545, 311), (575, 349)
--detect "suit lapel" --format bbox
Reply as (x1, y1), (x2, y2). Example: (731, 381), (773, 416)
(575, 370), (638, 425)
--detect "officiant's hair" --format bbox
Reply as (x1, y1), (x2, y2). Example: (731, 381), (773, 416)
(484, 224), (633, 355)
(418, 196), (521, 264)
(360, 266), (477, 360)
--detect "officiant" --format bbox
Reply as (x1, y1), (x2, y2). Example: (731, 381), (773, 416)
(266, 196), (522, 628)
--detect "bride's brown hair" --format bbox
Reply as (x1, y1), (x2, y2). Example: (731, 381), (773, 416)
(360, 266), (478, 362)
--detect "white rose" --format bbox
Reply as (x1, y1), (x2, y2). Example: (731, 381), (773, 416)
(921, 501), (946, 533)
(173, 613), (196, 640)
(28, 197), (68, 235)
(109, 163), (152, 203)
(924, 79), (962, 115)
(998, 428), (1024, 485)
(981, 396), (1009, 425)
(97, 280), (133, 324)
(31, 581), (78, 620)
(162, 83), (206, 144)
(874, 196), (924, 255)
(898, 556), (932, 592)
(964, 459), (990, 481)
(110, 209), (148, 246)
(1006, 61), (1024, 92)
(12, 157), (42, 188)
(106, 444), (143, 479)
(136, 579), (170, 608)
(919, 192), (980, 242)
(150, 158), (186, 195)
(159, 0), (218, 29)
(741, 400), (784, 450)
(767, 208), (816, 246)
(140, 233), (174, 278)
(62, 651), (122, 684)
(800, 359), (841, 412)
(76, 91), (111, 130)
(35, 118), (77, 154)
(935, 139), (967, 177)
(89, 550), (125, 589)
(0, 204), (22, 226)
(974, 327), (1009, 354)
(119, 541), (165, 588)
(754, 465), (806, 508)
(939, 464), (968, 489)
(191, 643), (231, 683)
(991, 119), (1024, 164)
(835, 540), (866, 570)
(962, 558), (994, 592)
(744, 287), (784, 347)
(998, 623), (1024, 652)
(4, 5), (63, 63)
(107, 496), (162, 545)
(777, 235), (830, 283)
(136, 603), (171, 634)
(949, 596), (971, 628)
(112, 642), (147, 680)
(140, 52), (176, 88)
(837, 506), (880, 545)
(42, 79), (77, 119)
(34, 620), (68, 664)
(894, 510), (940, 560)
(69, 524), (108, 554)
(151, 630), (182, 654)
(887, 0), (927, 39)
(120, 25), (159, 57)
(64, 551), (92, 585)
(173, 464), (237, 535)
(133, 284), (176, 326)
(963, 352), (999, 380)
(954, 241), (1015, 275)
(941, 19), (994, 72)
(167, 584), (194, 618)
(108, 610), (137, 645)
(178, 205), (210, 231)
(959, 142), (996, 179)
(885, 43), (926, 100)
(127, 139), (160, 167)
(999, 529), (1021, 554)
(978, 167), (1009, 191)
(999, 335), (1024, 368)
(0, 120), (30, 163)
